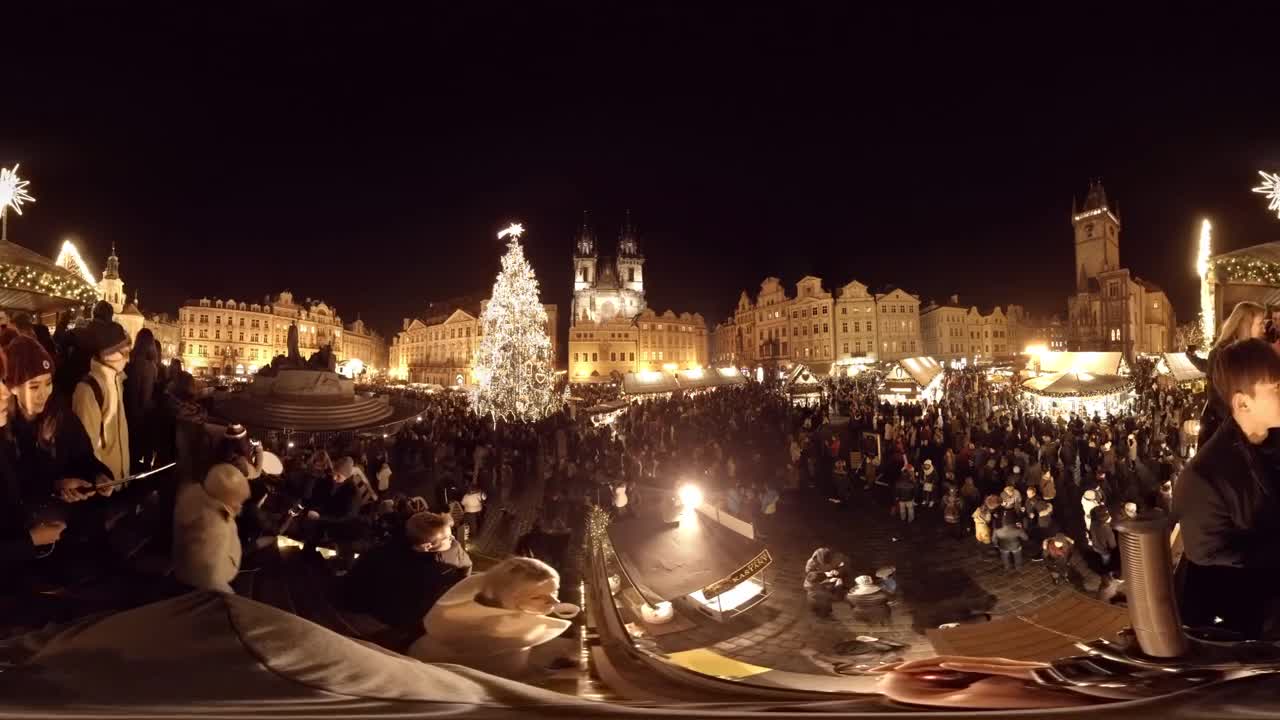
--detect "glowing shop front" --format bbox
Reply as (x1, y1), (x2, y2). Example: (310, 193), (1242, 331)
(1021, 370), (1134, 419)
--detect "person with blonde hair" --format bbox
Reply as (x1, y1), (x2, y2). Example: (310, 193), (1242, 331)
(1188, 301), (1268, 446)
(408, 556), (572, 676)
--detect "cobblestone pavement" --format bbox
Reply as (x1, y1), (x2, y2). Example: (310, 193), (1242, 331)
(651, 484), (1102, 676)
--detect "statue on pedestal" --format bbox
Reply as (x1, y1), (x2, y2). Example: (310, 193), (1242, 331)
(287, 323), (303, 365)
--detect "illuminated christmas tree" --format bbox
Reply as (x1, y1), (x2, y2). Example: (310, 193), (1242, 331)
(471, 223), (560, 423)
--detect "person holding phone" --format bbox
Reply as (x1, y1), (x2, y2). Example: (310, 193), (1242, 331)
(0, 343), (65, 586)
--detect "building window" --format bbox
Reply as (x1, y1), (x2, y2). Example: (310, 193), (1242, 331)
(592, 352), (598, 362)
(842, 322), (848, 333)
(812, 324), (819, 334)
(821, 306), (828, 315)
(629, 352), (635, 362)
(842, 307), (847, 315)
(822, 323), (828, 333)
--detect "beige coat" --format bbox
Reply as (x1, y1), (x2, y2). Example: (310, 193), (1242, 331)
(408, 573), (570, 677)
(72, 358), (130, 483)
(172, 464), (249, 594)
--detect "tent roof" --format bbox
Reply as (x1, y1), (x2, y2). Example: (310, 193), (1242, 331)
(622, 368), (746, 395)
(1036, 351), (1125, 376)
(1021, 371), (1131, 397)
(1161, 353), (1206, 383)
(898, 356), (942, 387)
(622, 371), (681, 395)
(0, 240), (99, 313)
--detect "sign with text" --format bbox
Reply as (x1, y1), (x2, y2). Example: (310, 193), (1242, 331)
(699, 549), (772, 600)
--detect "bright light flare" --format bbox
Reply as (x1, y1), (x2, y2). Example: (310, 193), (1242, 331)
(1253, 171), (1280, 219)
(0, 164), (35, 220)
(497, 222), (525, 240)
(677, 483), (703, 509)
(1197, 218), (1214, 351)
(55, 239), (95, 283)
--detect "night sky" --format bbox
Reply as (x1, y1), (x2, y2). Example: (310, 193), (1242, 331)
(4, 4), (1280, 350)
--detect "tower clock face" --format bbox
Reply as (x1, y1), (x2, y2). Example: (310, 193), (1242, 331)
(1085, 223), (1094, 237)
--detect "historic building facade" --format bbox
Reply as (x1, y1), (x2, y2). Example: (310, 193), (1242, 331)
(873, 286), (922, 361)
(178, 291), (351, 376)
(567, 213), (707, 380)
(921, 295), (1018, 362)
(390, 297), (557, 386)
(715, 276), (924, 369)
(1066, 181), (1176, 358)
(342, 317), (389, 374)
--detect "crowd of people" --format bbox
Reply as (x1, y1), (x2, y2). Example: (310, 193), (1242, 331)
(7, 293), (1280, 680)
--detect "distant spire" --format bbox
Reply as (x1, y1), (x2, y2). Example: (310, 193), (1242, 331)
(619, 209), (640, 257)
(574, 210), (596, 257)
(103, 242), (120, 279)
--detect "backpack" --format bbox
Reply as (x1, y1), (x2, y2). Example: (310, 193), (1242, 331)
(78, 373), (109, 449)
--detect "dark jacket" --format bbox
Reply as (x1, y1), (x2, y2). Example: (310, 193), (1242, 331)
(342, 541), (466, 627)
(993, 524), (1028, 552)
(0, 437), (36, 587)
(1187, 348), (1224, 448)
(1172, 416), (1280, 637)
(10, 403), (112, 499)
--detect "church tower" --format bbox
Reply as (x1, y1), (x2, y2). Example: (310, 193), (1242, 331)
(572, 211), (598, 293)
(1071, 180), (1121, 292)
(98, 243), (126, 314)
(615, 209), (645, 294)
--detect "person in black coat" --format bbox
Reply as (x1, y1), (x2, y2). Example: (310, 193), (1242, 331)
(342, 511), (468, 627)
(123, 328), (159, 471)
(1174, 338), (1280, 639)
(0, 343), (65, 590)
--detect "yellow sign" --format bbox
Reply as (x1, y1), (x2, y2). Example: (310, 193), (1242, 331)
(700, 549), (771, 600)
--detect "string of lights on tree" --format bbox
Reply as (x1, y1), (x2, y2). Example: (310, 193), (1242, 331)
(470, 222), (561, 423)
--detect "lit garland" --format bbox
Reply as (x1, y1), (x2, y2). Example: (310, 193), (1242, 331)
(586, 504), (611, 551)
(1196, 219), (1213, 351)
(0, 262), (99, 306)
(471, 223), (561, 423)
(1211, 256), (1280, 285)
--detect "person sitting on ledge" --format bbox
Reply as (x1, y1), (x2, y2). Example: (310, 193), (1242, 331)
(408, 556), (571, 677)
(343, 511), (469, 627)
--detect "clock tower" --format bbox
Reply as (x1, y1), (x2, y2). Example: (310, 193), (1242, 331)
(1071, 180), (1121, 292)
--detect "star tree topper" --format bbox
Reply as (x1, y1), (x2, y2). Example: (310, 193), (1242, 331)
(1252, 170), (1280, 219)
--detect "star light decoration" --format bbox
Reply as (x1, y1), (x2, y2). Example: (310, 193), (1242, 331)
(1253, 170), (1280, 219)
(0, 164), (36, 242)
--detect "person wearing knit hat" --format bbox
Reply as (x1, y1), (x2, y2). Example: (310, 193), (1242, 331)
(72, 321), (131, 485)
(6, 336), (110, 504)
(0, 342), (67, 566)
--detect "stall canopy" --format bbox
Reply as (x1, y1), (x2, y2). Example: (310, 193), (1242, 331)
(621, 368), (745, 396)
(1036, 351), (1127, 376)
(1159, 353), (1206, 384)
(1021, 371), (1131, 397)
(608, 504), (768, 605)
(898, 356), (943, 388)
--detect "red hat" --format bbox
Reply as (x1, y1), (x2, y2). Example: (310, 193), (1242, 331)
(4, 336), (53, 388)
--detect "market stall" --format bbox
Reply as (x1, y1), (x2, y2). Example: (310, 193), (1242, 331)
(1021, 370), (1134, 420)
(877, 356), (943, 404)
(785, 363), (826, 406)
(1156, 352), (1206, 390)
